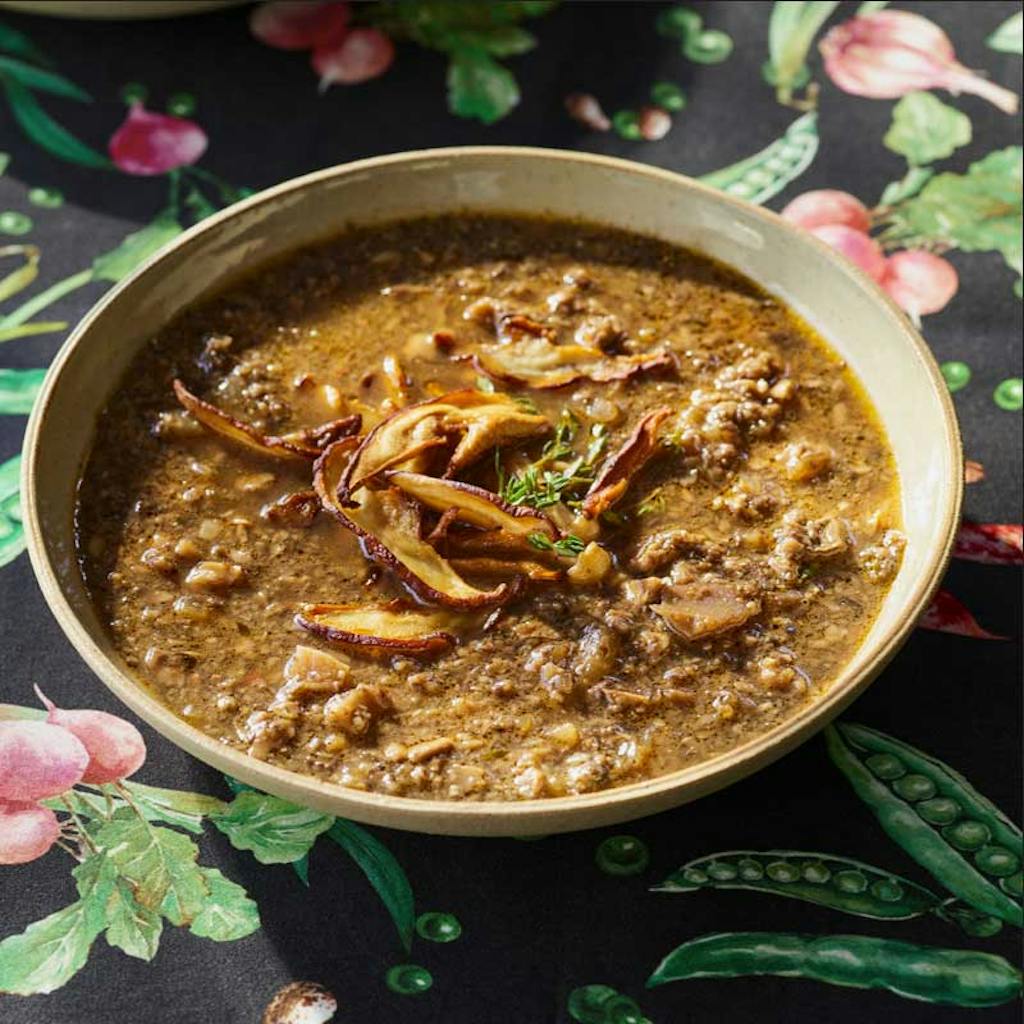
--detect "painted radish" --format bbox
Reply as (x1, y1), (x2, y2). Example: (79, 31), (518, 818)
(0, 800), (61, 864)
(0, 721), (88, 802)
(35, 687), (146, 784)
(881, 249), (958, 319)
(808, 224), (888, 282)
(250, 1), (350, 50)
(108, 103), (208, 176)
(781, 190), (871, 233)
(312, 28), (394, 88)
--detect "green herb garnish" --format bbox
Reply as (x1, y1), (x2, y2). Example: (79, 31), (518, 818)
(528, 532), (587, 557)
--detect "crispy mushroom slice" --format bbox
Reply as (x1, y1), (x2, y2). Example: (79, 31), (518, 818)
(581, 407), (672, 518)
(173, 380), (360, 461)
(450, 558), (565, 582)
(473, 336), (674, 390)
(386, 471), (556, 540)
(315, 440), (515, 609)
(341, 389), (549, 497)
(296, 600), (466, 654)
(437, 527), (563, 564)
(651, 582), (762, 642)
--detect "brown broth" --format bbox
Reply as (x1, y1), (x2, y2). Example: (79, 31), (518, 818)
(76, 214), (903, 801)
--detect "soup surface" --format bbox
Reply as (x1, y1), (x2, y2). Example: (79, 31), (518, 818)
(77, 215), (904, 801)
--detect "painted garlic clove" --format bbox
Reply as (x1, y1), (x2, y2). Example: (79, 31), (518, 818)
(881, 249), (959, 319)
(312, 28), (395, 88)
(262, 981), (337, 1024)
(0, 800), (61, 864)
(820, 10), (1019, 113)
(808, 224), (888, 282)
(781, 190), (871, 233)
(250, 1), (350, 50)
(0, 720), (88, 802)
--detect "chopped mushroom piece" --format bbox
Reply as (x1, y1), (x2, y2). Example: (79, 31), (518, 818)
(566, 542), (613, 586)
(260, 490), (321, 528)
(322, 684), (393, 736)
(183, 560), (245, 591)
(296, 600), (466, 654)
(652, 582), (761, 641)
(582, 408), (672, 518)
(406, 736), (455, 763)
(474, 334), (674, 390)
(630, 528), (723, 574)
(341, 389), (550, 495)
(315, 440), (515, 609)
(173, 379), (360, 461)
(386, 471), (556, 539)
(780, 441), (834, 482)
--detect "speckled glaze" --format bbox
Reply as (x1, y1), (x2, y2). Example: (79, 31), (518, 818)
(22, 148), (962, 836)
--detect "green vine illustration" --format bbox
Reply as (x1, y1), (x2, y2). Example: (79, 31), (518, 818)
(647, 722), (1023, 1007)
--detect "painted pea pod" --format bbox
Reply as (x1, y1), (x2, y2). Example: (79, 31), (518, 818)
(647, 932), (1023, 1008)
(654, 849), (942, 920)
(699, 112), (819, 205)
(826, 725), (1022, 926)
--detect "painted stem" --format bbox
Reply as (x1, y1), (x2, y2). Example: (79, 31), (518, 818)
(0, 268), (93, 330)
(59, 794), (98, 854)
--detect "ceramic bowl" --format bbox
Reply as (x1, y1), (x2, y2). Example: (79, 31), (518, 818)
(22, 147), (962, 836)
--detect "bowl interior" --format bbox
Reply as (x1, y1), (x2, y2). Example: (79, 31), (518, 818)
(25, 148), (960, 835)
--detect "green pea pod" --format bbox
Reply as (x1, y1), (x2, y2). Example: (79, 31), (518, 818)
(763, 2), (839, 105)
(655, 849), (942, 920)
(647, 932), (1023, 1007)
(826, 725), (1022, 926)
(699, 112), (818, 205)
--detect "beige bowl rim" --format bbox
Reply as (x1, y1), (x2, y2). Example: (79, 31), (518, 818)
(22, 145), (963, 835)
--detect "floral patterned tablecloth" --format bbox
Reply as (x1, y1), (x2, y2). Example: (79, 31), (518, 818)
(0, 3), (1021, 1022)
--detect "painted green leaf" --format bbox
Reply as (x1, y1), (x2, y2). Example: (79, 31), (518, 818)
(700, 112), (818, 204)
(0, 855), (114, 995)
(92, 817), (209, 926)
(456, 26), (536, 56)
(91, 211), (183, 283)
(210, 790), (334, 864)
(292, 852), (311, 887)
(884, 92), (972, 166)
(0, 367), (45, 414)
(189, 868), (260, 941)
(883, 147), (1022, 278)
(0, 242), (39, 303)
(0, 151), (8, 174)
(103, 878), (162, 961)
(0, 320), (65, 343)
(879, 166), (934, 206)
(0, 452), (24, 568)
(447, 47), (519, 124)
(119, 780), (227, 834)
(0, 56), (90, 102)
(327, 820), (415, 952)
(0, 74), (110, 169)
(0, 22), (51, 66)
(987, 12), (1023, 55)
(764, 1), (839, 104)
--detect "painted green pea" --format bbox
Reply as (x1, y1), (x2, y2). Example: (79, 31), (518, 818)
(385, 964), (432, 995)
(167, 91), (196, 117)
(612, 110), (642, 141)
(0, 211), (32, 236)
(655, 5), (702, 39)
(604, 994), (646, 1024)
(893, 774), (937, 802)
(870, 878), (904, 903)
(865, 753), (905, 780)
(917, 797), (961, 826)
(27, 187), (63, 209)
(596, 835), (650, 876)
(993, 378), (1023, 412)
(834, 870), (869, 894)
(650, 82), (686, 111)
(802, 861), (831, 884)
(737, 857), (764, 881)
(975, 846), (1019, 878)
(415, 911), (462, 943)
(766, 860), (801, 883)
(119, 81), (147, 104)
(685, 29), (733, 64)
(940, 361), (971, 393)
(567, 984), (616, 1023)
(943, 820), (992, 852)
(999, 872), (1022, 897)
(706, 861), (738, 882)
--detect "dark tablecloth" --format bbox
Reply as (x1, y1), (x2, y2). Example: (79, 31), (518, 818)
(0, 2), (1020, 1022)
